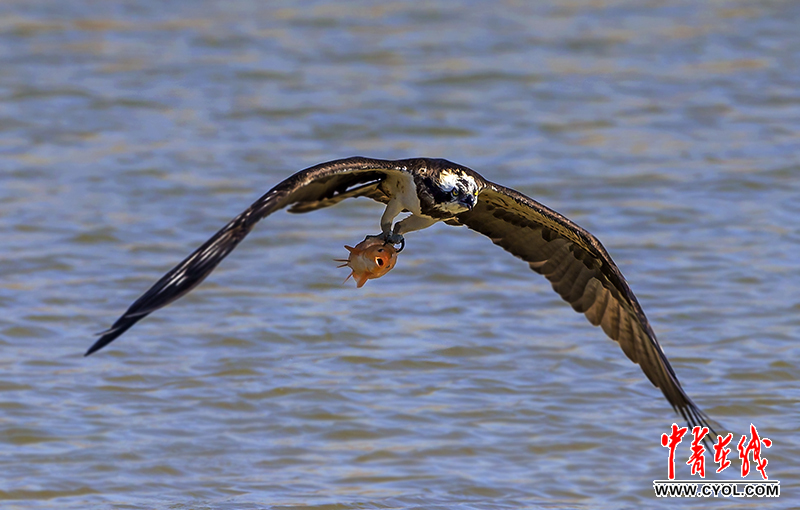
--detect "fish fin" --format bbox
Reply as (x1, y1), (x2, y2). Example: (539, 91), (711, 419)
(345, 245), (357, 254)
(354, 273), (369, 288)
(334, 258), (349, 268)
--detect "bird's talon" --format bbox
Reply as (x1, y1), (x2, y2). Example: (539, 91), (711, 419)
(367, 232), (405, 250)
(384, 232), (405, 249)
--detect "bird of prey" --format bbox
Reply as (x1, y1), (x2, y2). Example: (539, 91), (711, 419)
(86, 156), (715, 435)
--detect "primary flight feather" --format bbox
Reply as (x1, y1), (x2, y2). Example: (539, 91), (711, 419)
(87, 156), (715, 436)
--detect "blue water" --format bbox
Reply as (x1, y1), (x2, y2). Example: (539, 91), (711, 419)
(1, 1), (798, 508)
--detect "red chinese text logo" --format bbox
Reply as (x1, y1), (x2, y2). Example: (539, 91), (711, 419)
(662, 423), (772, 480)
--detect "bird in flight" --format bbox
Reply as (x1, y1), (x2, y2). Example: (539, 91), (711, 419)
(87, 156), (715, 436)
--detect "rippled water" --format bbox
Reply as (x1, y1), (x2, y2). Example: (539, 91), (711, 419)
(2, 1), (799, 508)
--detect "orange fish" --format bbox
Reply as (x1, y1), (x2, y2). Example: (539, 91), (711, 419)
(336, 236), (398, 288)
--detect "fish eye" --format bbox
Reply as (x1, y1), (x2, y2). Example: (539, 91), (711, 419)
(375, 257), (384, 266)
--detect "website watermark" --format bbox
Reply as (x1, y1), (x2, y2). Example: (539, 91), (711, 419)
(654, 423), (779, 498)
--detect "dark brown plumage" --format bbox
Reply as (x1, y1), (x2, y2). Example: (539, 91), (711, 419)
(87, 156), (716, 440)
(454, 184), (713, 434)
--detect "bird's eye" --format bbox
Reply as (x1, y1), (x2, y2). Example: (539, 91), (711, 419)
(451, 188), (460, 198)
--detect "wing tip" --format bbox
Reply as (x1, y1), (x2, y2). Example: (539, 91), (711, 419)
(84, 329), (121, 356)
(675, 394), (722, 449)
(84, 315), (143, 356)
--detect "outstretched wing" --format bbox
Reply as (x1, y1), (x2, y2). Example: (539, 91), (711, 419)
(85, 157), (404, 356)
(455, 183), (715, 434)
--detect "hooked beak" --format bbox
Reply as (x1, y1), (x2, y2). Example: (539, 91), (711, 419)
(459, 194), (477, 210)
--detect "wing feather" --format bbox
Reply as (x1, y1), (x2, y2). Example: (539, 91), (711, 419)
(86, 157), (408, 355)
(456, 183), (715, 436)
(89, 156), (716, 441)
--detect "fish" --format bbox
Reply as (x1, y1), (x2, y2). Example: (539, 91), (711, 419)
(336, 236), (399, 288)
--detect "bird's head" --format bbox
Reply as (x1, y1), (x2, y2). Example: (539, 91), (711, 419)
(422, 167), (482, 217)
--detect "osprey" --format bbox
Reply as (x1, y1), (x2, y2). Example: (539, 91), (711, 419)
(86, 157), (715, 436)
